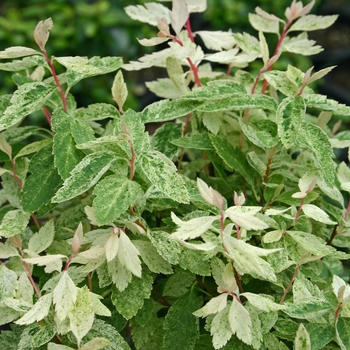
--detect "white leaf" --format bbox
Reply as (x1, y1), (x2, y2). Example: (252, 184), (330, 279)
(124, 3), (170, 26)
(249, 13), (279, 34)
(195, 30), (236, 51)
(89, 292), (111, 317)
(171, 212), (219, 240)
(137, 37), (170, 46)
(197, 177), (224, 209)
(34, 18), (53, 50)
(259, 31), (269, 66)
(186, 0), (207, 13)
(0, 242), (19, 259)
(175, 240), (216, 251)
(23, 254), (66, 266)
(204, 49), (240, 64)
(332, 275), (350, 302)
(229, 298), (252, 345)
(225, 206), (268, 231)
(3, 297), (32, 312)
(117, 231), (142, 277)
(337, 162), (350, 192)
(104, 231), (120, 262)
(48, 343), (75, 350)
(262, 230), (282, 243)
(71, 222), (83, 254)
(289, 14), (338, 32)
(53, 271), (77, 321)
(211, 304), (233, 349)
(79, 338), (110, 350)
(193, 293), (228, 317)
(28, 220), (55, 254)
(77, 246), (105, 261)
(112, 70), (128, 113)
(240, 292), (285, 311)
(302, 204), (337, 225)
(15, 293), (52, 325)
(170, 0), (188, 36)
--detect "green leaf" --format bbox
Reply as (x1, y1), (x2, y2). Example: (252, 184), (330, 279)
(196, 94), (277, 112)
(133, 240), (173, 274)
(28, 219), (55, 254)
(289, 15), (338, 32)
(209, 135), (256, 187)
(283, 300), (332, 319)
(151, 123), (182, 159)
(171, 133), (214, 150)
(147, 230), (181, 265)
(141, 99), (204, 123)
(53, 271), (77, 321)
(163, 291), (199, 350)
(305, 323), (334, 350)
(0, 82), (56, 131)
(69, 286), (95, 347)
(93, 176), (143, 225)
(178, 248), (211, 276)
(286, 231), (335, 257)
(75, 103), (120, 121)
(52, 108), (86, 179)
(297, 122), (335, 186)
(0, 209), (30, 238)
(54, 56), (123, 87)
(15, 293), (52, 325)
(21, 144), (62, 212)
(336, 318), (350, 350)
(138, 150), (189, 203)
(0, 46), (41, 59)
(111, 270), (153, 319)
(82, 319), (131, 350)
(276, 96), (305, 148)
(52, 151), (117, 203)
(14, 138), (52, 159)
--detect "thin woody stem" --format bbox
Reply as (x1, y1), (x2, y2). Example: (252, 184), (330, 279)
(280, 264), (300, 304)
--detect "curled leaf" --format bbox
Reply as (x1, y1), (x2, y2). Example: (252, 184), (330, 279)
(34, 18), (53, 50)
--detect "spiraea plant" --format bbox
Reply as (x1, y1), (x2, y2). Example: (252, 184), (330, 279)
(1, 0), (350, 349)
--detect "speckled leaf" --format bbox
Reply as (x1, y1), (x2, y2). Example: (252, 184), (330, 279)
(147, 230), (181, 265)
(52, 108), (85, 179)
(336, 318), (350, 350)
(297, 122), (335, 186)
(111, 271), (153, 320)
(81, 319), (130, 350)
(305, 323), (334, 350)
(15, 293), (52, 325)
(21, 145), (62, 212)
(163, 291), (199, 350)
(53, 271), (77, 321)
(52, 151), (117, 203)
(196, 94), (277, 112)
(80, 338), (110, 350)
(276, 96), (305, 148)
(0, 209), (30, 238)
(171, 134), (214, 150)
(211, 303), (233, 349)
(31, 324), (56, 348)
(0, 264), (17, 303)
(28, 219), (55, 253)
(69, 286), (95, 346)
(294, 324), (311, 350)
(263, 70), (299, 97)
(93, 175), (143, 225)
(0, 46), (41, 59)
(0, 243), (19, 259)
(229, 298), (252, 346)
(138, 150), (189, 203)
(209, 135), (256, 187)
(14, 138), (52, 159)
(289, 15), (338, 32)
(151, 123), (182, 159)
(0, 82), (56, 131)
(240, 293), (285, 312)
(283, 301), (332, 319)
(301, 204), (337, 225)
(54, 56), (123, 87)
(141, 99), (204, 123)
(286, 231), (335, 256)
(133, 240), (173, 274)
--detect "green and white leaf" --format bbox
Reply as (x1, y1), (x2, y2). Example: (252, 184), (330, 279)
(28, 219), (55, 254)
(53, 271), (77, 321)
(195, 30), (236, 51)
(23, 254), (66, 266)
(210, 303), (233, 349)
(225, 206), (268, 231)
(240, 292), (285, 312)
(112, 70), (127, 112)
(229, 298), (252, 345)
(52, 151), (117, 203)
(294, 323), (311, 350)
(14, 138), (52, 159)
(15, 293), (52, 325)
(0, 46), (41, 59)
(0, 264), (18, 303)
(124, 3), (170, 26)
(0, 242), (19, 259)
(289, 14), (338, 32)
(337, 162), (350, 192)
(301, 204), (337, 225)
(248, 13), (279, 34)
(193, 293), (228, 317)
(69, 286), (95, 347)
(117, 231), (142, 278)
(0, 209), (30, 238)
(79, 338), (111, 350)
(0, 82), (56, 131)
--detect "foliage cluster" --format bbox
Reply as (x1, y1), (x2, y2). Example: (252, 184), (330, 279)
(1, 0), (350, 349)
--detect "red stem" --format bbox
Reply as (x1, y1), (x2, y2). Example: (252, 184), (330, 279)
(20, 248), (41, 299)
(280, 264), (300, 304)
(292, 196), (305, 227)
(185, 18), (195, 43)
(42, 49), (68, 112)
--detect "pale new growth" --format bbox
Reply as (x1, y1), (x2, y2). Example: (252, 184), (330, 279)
(197, 178), (225, 210)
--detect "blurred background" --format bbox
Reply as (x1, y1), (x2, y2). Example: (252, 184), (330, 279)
(0, 0), (349, 111)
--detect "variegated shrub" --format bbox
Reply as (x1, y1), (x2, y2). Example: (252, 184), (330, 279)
(1, 1), (350, 349)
